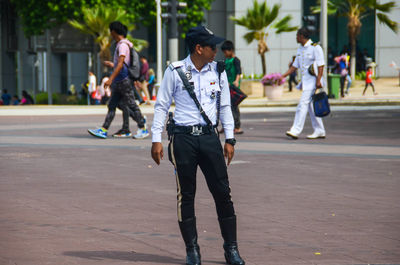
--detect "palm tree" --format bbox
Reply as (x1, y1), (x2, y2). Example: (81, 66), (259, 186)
(231, 0), (298, 75)
(68, 5), (148, 71)
(312, 0), (398, 78)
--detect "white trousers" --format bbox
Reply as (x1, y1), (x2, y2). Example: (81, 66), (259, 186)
(290, 89), (325, 135)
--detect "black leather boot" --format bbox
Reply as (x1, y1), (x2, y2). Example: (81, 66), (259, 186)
(179, 217), (201, 265)
(218, 216), (245, 265)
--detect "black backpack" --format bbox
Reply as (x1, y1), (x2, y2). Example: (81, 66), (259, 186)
(123, 47), (141, 81)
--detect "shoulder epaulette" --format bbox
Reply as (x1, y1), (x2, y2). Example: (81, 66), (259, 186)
(312, 42), (319, 47)
(168, 61), (184, 71)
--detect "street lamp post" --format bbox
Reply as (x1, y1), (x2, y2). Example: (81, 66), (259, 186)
(161, 0), (187, 63)
(320, 0), (328, 88)
(156, 0), (163, 87)
(46, 28), (52, 105)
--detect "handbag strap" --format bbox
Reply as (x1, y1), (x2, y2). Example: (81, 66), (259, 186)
(173, 65), (214, 128)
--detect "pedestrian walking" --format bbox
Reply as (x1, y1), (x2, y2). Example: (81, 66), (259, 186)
(88, 21), (148, 139)
(151, 26), (245, 265)
(147, 68), (156, 100)
(362, 66), (377, 96)
(281, 28), (326, 140)
(135, 56), (151, 105)
(221, 40), (244, 134)
(337, 54), (352, 97)
(288, 56), (298, 92)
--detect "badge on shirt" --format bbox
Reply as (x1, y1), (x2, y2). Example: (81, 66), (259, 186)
(185, 65), (192, 80)
(210, 91), (216, 99)
(210, 81), (216, 85)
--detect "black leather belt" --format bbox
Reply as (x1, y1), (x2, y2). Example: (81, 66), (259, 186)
(174, 125), (216, 136)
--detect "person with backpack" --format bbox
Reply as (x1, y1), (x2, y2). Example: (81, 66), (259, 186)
(88, 21), (148, 139)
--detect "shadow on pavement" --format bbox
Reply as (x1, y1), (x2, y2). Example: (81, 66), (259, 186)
(63, 250), (184, 264)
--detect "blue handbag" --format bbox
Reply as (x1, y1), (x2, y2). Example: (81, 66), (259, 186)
(312, 91), (330, 117)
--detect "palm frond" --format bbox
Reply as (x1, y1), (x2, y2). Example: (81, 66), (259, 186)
(243, 31), (258, 43)
(273, 15), (298, 33)
(377, 12), (398, 32)
(127, 35), (149, 52)
(375, 1), (396, 12)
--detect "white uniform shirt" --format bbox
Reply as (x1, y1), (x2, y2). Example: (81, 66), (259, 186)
(151, 55), (234, 143)
(293, 39), (325, 91)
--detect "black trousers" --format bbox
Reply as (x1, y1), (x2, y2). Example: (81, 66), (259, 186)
(168, 131), (235, 222)
(231, 105), (241, 129)
(102, 78), (145, 130)
(288, 74), (298, 92)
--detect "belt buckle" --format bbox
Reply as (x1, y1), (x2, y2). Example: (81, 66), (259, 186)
(191, 125), (203, 136)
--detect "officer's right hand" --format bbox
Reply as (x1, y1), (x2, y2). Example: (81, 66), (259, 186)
(151, 142), (163, 165)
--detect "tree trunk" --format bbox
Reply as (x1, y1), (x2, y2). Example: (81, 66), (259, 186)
(350, 35), (356, 79)
(261, 52), (266, 76)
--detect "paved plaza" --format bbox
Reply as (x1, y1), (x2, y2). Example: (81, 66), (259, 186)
(1, 106), (400, 265)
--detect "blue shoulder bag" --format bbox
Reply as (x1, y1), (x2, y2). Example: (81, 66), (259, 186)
(312, 91), (330, 117)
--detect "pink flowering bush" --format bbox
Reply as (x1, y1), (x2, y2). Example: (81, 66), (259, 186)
(261, 73), (285, 87)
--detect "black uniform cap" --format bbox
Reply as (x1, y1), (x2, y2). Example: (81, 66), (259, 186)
(186, 26), (225, 46)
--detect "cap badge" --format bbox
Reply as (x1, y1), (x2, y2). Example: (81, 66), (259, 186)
(205, 27), (214, 35)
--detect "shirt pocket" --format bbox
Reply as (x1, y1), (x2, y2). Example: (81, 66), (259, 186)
(204, 78), (221, 103)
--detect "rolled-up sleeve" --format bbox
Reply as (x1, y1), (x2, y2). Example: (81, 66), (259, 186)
(219, 71), (234, 139)
(151, 68), (174, 143)
(315, 45), (325, 67)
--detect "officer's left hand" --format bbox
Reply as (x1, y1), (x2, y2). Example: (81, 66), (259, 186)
(224, 143), (235, 166)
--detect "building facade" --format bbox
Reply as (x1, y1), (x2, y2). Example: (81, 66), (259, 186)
(1, 0), (399, 100)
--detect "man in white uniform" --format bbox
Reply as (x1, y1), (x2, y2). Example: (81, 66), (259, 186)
(151, 26), (245, 265)
(282, 28), (326, 139)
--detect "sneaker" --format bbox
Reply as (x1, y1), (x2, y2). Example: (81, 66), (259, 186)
(306, 132), (326, 139)
(133, 128), (149, 139)
(88, 128), (107, 139)
(286, 131), (299, 139)
(112, 129), (132, 138)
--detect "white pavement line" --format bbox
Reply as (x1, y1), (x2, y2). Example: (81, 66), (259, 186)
(236, 141), (400, 157)
(0, 136), (152, 149)
(2, 136), (400, 158)
(0, 122), (101, 131)
(1, 105), (399, 116)
(240, 105), (400, 113)
(0, 106), (158, 116)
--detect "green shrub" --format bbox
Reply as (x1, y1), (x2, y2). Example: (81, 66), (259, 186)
(242, 73), (264, 80)
(355, 71), (375, 81)
(36, 92), (57, 104)
(355, 71), (366, 80)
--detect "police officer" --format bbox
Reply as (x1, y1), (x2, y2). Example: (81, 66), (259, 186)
(282, 27), (326, 139)
(151, 26), (245, 265)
